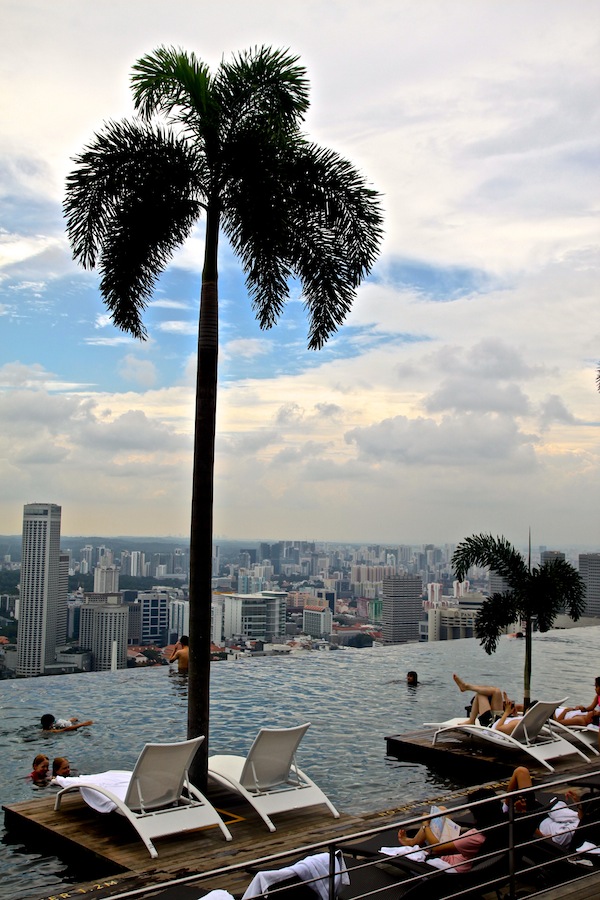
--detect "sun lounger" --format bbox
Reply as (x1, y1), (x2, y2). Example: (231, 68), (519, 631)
(433, 699), (591, 771)
(54, 737), (232, 857)
(208, 723), (339, 832)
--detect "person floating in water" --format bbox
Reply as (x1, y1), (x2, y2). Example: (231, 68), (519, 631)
(29, 754), (50, 785)
(40, 714), (93, 733)
(407, 671), (419, 686)
(169, 635), (189, 673)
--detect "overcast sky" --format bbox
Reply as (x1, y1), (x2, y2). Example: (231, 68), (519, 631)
(1, 0), (599, 547)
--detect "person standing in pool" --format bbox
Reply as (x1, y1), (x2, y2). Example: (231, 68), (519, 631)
(169, 635), (189, 673)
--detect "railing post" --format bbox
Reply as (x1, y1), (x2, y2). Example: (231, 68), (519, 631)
(328, 843), (336, 899)
(507, 798), (516, 900)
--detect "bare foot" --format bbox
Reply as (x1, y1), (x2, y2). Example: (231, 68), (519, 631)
(453, 674), (468, 692)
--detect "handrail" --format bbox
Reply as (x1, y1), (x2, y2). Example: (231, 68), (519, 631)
(102, 768), (600, 900)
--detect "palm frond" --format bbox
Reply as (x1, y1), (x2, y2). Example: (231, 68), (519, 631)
(131, 46), (214, 124)
(533, 559), (586, 630)
(64, 120), (203, 338)
(215, 46), (309, 136)
(452, 534), (528, 586)
(475, 592), (521, 654)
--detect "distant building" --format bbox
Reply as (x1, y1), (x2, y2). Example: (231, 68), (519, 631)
(579, 554), (600, 617)
(16, 502), (62, 677)
(169, 598), (189, 642)
(93, 564), (120, 593)
(79, 595), (128, 671)
(221, 591), (287, 642)
(381, 575), (423, 643)
(303, 605), (333, 637)
(138, 590), (170, 645)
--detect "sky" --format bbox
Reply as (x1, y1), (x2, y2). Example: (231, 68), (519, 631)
(1, 0), (599, 546)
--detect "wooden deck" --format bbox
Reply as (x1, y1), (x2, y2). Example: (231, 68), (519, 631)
(5, 730), (600, 900)
(5, 785), (420, 900)
(386, 726), (600, 780)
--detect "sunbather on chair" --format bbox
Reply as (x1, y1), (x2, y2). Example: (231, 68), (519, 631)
(554, 676), (600, 727)
(503, 765), (600, 851)
(396, 788), (502, 873)
(453, 675), (523, 733)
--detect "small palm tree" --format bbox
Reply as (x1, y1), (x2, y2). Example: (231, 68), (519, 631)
(452, 534), (585, 709)
(64, 45), (382, 785)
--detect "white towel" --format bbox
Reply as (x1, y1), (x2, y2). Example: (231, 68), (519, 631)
(538, 800), (580, 848)
(54, 770), (132, 814)
(242, 852), (349, 900)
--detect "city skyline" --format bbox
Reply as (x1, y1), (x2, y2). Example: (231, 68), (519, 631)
(1, 2), (599, 545)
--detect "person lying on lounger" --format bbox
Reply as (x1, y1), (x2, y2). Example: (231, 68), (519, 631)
(397, 787), (502, 872)
(554, 676), (600, 727)
(503, 765), (600, 850)
(453, 674), (523, 731)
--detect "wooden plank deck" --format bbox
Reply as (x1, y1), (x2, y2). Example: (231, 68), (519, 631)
(386, 726), (600, 780)
(6, 730), (600, 900)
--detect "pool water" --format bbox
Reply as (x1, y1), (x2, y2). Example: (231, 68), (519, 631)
(2, 626), (599, 899)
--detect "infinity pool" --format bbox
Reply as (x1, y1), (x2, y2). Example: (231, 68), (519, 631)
(2, 626), (599, 899)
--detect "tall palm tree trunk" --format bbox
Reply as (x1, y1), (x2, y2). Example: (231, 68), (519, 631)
(523, 615), (532, 712)
(188, 204), (220, 789)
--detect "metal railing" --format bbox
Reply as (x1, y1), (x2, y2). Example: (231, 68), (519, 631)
(100, 770), (600, 900)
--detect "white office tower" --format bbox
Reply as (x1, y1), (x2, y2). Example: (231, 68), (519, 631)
(303, 605), (333, 637)
(381, 575), (424, 643)
(17, 503), (62, 676)
(169, 598), (190, 641)
(138, 590), (169, 644)
(55, 552), (70, 647)
(579, 554), (600, 617)
(93, 564), (120, 593)
(79, 597), (128, 670)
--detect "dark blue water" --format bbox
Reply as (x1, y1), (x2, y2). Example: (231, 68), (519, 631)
(2, 627), (599, 899)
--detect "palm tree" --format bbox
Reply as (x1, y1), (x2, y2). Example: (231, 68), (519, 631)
(452, 534), (585, 710)
(64, 45), (383, 786)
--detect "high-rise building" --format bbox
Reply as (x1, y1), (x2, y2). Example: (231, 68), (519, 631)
(93, 564), (120, 593)
(303, 605), (333, 637)
(79, 596), (128, 670)
(381, 575), (423, 643)
(138, 590), (170, 645)
(16, 502), (62, 676)
(579, 554), (600, 617)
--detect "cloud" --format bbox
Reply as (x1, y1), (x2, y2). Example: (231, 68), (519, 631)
(222, 338), (271, 360)
(345, 412), (539, 468)
(118, 354), (158, 388)
(155, 320), (197, 335)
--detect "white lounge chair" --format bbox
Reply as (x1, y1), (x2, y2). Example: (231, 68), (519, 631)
(54, 737), (232, 857)
(432, 699), (591, 772)
(208, 723), (340, 832)
(551, 721), (600, 757)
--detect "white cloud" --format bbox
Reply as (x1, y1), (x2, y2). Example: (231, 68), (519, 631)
(118, 354), (158, 388)
(155, 320), (197, 335)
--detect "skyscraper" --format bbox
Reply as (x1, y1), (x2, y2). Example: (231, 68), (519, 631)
(381, 575), (424, 643)
(579, 553), (600, 617)
(17, 502), (62, 676)
(79, 596), (128, 670)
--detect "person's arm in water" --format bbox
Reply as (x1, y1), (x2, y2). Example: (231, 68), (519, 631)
(48, 720), (93, 733)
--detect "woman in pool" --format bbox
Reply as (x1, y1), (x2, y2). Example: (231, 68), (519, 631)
(29, 754), (50, 785)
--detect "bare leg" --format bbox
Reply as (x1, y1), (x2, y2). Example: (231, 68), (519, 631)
(454, 675), (504, 715)
(507, 766), (532, 793)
